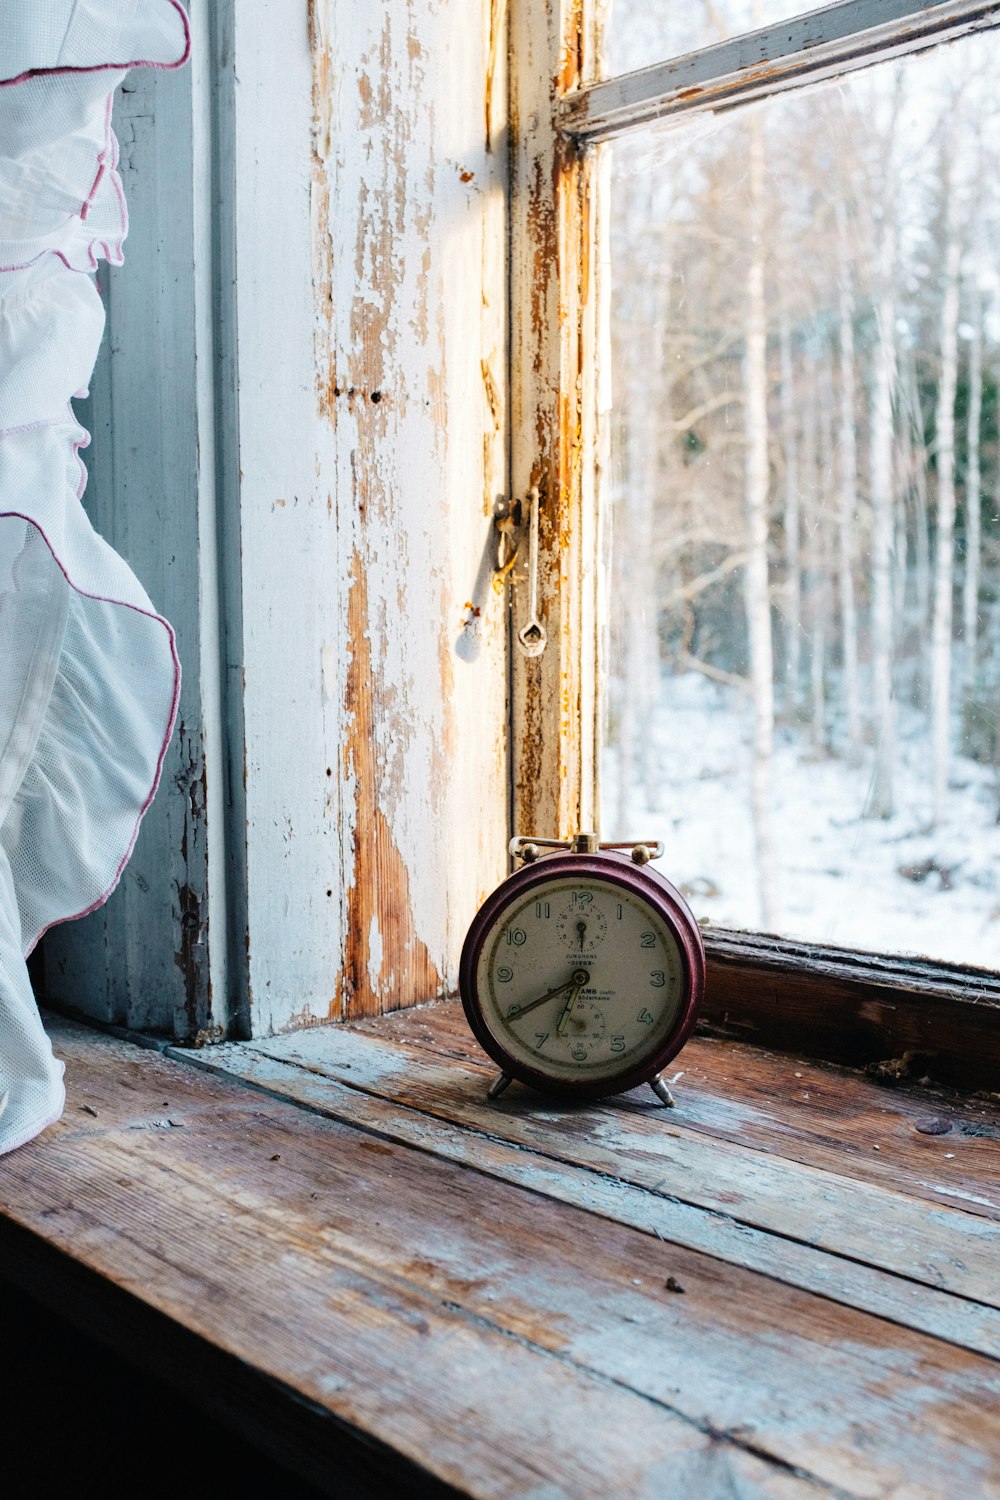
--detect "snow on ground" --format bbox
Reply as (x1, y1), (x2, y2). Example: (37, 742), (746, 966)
(602, 671), (1000, 970)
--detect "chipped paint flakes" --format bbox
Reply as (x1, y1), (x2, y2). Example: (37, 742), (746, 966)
(368, 913), (385, 993)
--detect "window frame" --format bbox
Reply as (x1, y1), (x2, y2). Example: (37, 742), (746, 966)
(510, 0), (1000, 1091)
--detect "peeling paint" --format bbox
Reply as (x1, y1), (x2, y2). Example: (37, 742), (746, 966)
(367, 913), (385, 993)
(509, 0), (598, 841)
(340, 551), (443, 1019)
(298, 0), (507, 1027)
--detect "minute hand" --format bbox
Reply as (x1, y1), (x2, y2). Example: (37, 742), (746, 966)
(556, 979), (586, 1035)
(508, 970), (590, 1020)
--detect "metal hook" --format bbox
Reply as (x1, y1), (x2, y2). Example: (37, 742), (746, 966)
(492, 497), (519, 594)
(516, 486), (547, 658)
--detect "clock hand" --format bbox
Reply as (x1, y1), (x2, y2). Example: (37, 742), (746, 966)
(555, 969), (591, 1035)
(508, 969), (590, 1021)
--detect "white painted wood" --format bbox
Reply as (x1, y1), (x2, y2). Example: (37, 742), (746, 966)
(561, 0), (1000, 141)
(45, 0), (510, 1038)
(221, 0), (508, 1032)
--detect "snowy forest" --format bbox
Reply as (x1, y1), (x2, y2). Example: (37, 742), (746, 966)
(601, 14), (1000, 968)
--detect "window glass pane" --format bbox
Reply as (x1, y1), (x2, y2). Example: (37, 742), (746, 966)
(605, 0), (816, 79)
(601, 37), (1000, 966)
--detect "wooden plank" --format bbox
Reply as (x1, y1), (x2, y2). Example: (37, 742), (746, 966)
(560, 0), (1000, 142)
(348, 1002), (1000, 1222)
(2, 1022), (852, 1500)
(16, 1020), (1000, 1498)
(221, 0), (510, 1032)
(702, 937), (1000, 1096)
(219, 1024), (1000, 1314)
(179, 1038), (1000, 1362)
(509, 0), (601, 841)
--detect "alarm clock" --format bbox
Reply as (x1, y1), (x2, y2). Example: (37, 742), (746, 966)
(459, 833), (705, 1106)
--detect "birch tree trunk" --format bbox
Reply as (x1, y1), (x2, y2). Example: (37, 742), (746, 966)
(835, 202), (862, 763)
(893, 487), (908, 639)
(779, 316), (802, 716)
(962, 276), (983, 702)
(903, 340), (932, 652)
(867, 204), (897, 818)
(744, 114), (776, 928)
(806, 358), (831, 750)
(930, 148), (962, 828)
(615, 283), (663, 833)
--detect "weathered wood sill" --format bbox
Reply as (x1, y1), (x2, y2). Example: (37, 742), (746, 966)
(1, 1007), (998, 1499)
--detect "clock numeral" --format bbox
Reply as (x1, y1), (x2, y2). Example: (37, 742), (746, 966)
(637, 1008), (655, 1025)
(571, 892), (593, 908)
(507, 928), (527, 946)
(616, 903), (624, 920)
(533, 1032), (549, 1050)
(649, 970), (666, 988)
(496, 965), (514, 983)
(572, 1045), (587, 1061)
(610, 1034), (626, 1053)
(640, 931), (656, 949)
(506, 1002), (522, 1017)
(535, 900), (551, 919)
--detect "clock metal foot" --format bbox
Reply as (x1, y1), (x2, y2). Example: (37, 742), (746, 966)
(650, 1075), (676, 1108)
(488, 1072), (513, 1100)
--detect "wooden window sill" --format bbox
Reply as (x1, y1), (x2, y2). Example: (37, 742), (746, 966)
(1, 1007), (998, 1498)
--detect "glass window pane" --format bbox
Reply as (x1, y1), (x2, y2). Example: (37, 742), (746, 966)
(601, 36), (1000, 967)
(605, 0), (817, 79)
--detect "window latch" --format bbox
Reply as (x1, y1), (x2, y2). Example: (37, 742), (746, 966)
(493, 487), (547, 658)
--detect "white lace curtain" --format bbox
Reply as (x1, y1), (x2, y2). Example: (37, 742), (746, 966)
(0, 1), (188, 1153)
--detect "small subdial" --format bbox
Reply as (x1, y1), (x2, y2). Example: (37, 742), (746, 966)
(555, 998), (607, 1048)
(553, 997), (608, 1062)
(556, 903), (608, 954)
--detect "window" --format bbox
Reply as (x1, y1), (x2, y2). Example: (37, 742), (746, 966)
(510, 0), (1000, 1079)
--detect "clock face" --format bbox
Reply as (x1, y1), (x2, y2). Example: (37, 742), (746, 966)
(462, 862), (702, 1096)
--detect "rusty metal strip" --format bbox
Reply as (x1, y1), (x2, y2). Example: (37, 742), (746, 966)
(560, 0), (1000, 142)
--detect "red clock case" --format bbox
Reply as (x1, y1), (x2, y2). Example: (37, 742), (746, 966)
(459, 849), (706, 1100)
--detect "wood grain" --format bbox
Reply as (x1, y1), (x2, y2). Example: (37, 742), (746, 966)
(185, 1041), (1000, 1363)
(702, 935), (1000, 1094)
(224, 1024), (1000, 1314)
(8, 1019), (1000, 1499)
(349, 1001), (1000, 1222)
(2, 1020), (850, 1500)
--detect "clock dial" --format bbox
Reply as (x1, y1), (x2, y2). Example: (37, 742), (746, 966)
(474, 876), (687, 1087)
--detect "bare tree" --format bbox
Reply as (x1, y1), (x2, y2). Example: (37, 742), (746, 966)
(867, 201), (897, 818)
(835, 199), (863, 762)
(930, 128), (963, 827)
(779, 316), (802, 714)
(962, 273), (983, 701)
(614, 261), (667, 832)
(743, 111), (777, 928)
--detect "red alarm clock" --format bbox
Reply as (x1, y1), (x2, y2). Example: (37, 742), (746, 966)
(459, 833), (705, 1105)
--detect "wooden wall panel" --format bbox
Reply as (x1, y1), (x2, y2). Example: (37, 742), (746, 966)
(232, 0), (509, 1030)
(509, 0), (601, 845)
(46, 0), (510, 1038)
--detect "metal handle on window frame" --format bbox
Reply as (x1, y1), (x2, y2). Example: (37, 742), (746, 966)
(516, 486), (547, 658)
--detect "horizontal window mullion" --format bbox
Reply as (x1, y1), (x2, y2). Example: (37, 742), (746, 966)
(560, 0), (1000, 142)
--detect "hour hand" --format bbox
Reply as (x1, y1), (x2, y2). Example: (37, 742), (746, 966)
(508, 970), (590, 1020)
